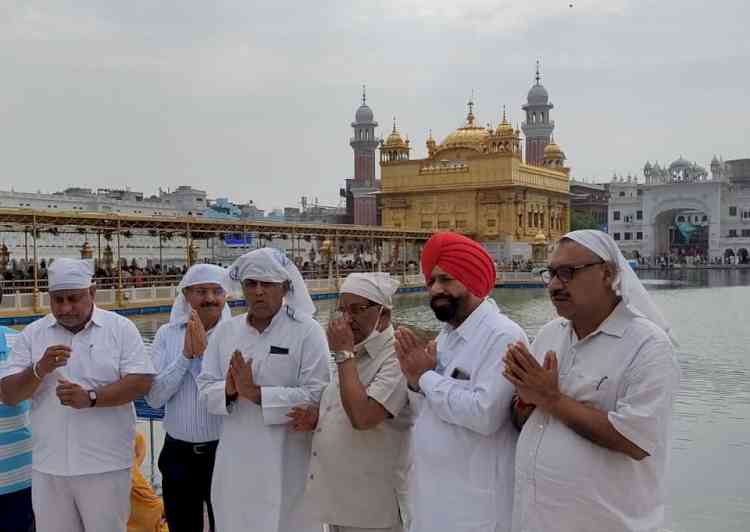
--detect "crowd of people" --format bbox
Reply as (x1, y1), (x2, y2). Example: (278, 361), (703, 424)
(0, 229), (680, 532)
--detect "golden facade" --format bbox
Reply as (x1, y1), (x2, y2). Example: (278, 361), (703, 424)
(379, 104), (570, 257)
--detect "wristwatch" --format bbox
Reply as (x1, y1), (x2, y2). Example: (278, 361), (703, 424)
(332, 350), (356, 364)
(87, 389), (97, 408)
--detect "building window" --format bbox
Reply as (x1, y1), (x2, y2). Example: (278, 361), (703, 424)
(614, 232), (621, 241)
(456, 219), (467, 228)
(421, 221), (432, 229)
(636, 232), (643, 240)
(487, 219), (496, 227)
(743, 211), (750, 220)
(729, 229), (737, 237)
(703, 215), (708, 222)
(637, 189), (643, 196)
(624, 232), (632, 240)
(613, 211), (621, 221)
(636, 210), (643, 220)
(438, 220), (450, 229)
(742, 230), (750, 237)
(619, 191), (625, 197)
(729, 206), (737, 216)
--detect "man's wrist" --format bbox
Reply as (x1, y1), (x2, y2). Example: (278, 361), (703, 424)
(539, 390), (564, 415)
(332, 350), (356, 364)
(31, 362), (44, 380)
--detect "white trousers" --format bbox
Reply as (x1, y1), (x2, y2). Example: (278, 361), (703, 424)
(32, 469), (132, 532)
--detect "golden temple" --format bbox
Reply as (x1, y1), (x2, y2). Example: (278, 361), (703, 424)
(379, 99), (571, 259)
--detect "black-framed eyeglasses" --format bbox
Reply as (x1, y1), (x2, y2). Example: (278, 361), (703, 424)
(539, 261), (604, 285)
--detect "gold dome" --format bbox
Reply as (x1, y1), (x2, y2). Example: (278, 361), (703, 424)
(495, 106), (515, 137)
(383, 120), (406, 148)
(441, 126), (490, 148)
(440, 99), (489, 150)
(544, 142), (563, 158)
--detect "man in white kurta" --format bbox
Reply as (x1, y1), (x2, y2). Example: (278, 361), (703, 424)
(0, 258), (155, 532)
(198, 248), (329, 532)
(504, 230), (680, 532)
(395, 232), (528, 532)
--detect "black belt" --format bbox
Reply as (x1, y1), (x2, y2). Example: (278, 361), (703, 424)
(165, 433), (219, 456)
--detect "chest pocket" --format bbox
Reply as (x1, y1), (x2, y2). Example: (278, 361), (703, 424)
(255, 348), (298, 387)
(82, 342), (121, 387)
(561, 371), (615, 412)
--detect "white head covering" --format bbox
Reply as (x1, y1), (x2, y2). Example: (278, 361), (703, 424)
(228, 247), (315, 318)
(340, 272), (400, 309)
(562, 230), (675, 343)
(169, 264), (232, 325)
(48, 258), (94, 292)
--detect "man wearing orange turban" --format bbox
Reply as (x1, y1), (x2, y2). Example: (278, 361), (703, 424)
(395, 232), (528, 532)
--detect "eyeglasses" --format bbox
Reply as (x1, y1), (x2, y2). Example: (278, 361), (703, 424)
(539, 261), (604, 285)
(335, 302), (379, 318)
(188, 287), (226, 298)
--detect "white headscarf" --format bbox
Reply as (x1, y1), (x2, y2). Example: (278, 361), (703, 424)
(340, 272), (400, 309)
(563, 230), (675, 343)
(48, 258), (94, 292)
(169, 264), (232, 326)
(228, 247), (315, 318)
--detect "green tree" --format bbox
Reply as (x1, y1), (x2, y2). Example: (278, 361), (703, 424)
(570, 211), (602, 231)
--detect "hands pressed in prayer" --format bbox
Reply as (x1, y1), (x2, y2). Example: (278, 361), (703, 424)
(56, 379), (91, 409)
(229, 350), (261, 404)
(183, 310), (208, 359)
(503, 341), (561, 411)
(286, 405), (320, 432)
(395, 327), (437, 389)
(326, 317), (355, 353)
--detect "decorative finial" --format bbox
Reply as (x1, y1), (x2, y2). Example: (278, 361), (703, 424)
(392, 116), (397, 133)
(502, 104), (508, 124)
(535, 59), (541, 85)
(428, 128), (433, 140)
(467, 93), (476, 126)
(362, 84), (367, 105)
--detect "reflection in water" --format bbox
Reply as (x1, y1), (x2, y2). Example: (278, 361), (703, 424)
(129, 271), (750, 532)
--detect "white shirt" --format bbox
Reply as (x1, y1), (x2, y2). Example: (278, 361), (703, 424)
(512, 302), (680, 532)
(197, 307), (330, 532)
(306, 325), (410, 528)
(145, 322), (223, 443)
(0, 307), (155, 476)
(409, 299), (528, 532)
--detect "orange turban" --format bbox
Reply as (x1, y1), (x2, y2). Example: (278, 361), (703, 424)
(421, 232), (496, 298)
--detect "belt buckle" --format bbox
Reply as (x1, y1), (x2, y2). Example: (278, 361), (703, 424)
(193, 443), (207, 455)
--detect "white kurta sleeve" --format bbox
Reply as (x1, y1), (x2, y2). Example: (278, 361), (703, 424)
(260, 322), (330, 425)
(118, 319), (156, 376)
(197, 327), (231, 416)
(608, 340), (679, 455)
(418, 331), (521, 436)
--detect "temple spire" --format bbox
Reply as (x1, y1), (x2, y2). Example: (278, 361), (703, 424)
(362, 84), (366, 105)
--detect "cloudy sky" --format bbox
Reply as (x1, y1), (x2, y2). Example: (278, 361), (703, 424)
(1, 1), (747, 211)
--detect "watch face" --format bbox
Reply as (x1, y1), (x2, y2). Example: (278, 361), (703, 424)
(88, 390), (96, 400)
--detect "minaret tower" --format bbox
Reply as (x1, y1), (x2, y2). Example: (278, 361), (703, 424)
(521, 61), (555, 166)
(350, 85), (379, 187)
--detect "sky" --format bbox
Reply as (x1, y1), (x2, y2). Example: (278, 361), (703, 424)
(1, 0), (748, 212)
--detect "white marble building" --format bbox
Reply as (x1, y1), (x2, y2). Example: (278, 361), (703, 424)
(607, 157), (750, 263)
